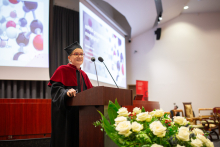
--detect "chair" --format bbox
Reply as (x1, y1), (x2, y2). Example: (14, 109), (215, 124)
(213, 108), (220, 134)
(172, 109), (203, 129)
(198, 108), (213, 121)
(172, 109), (184, 117)
(213, 107), (220, 118)
(200, 108), (219, 126)
(170, 109), (184, 121)
(201, 108), (220, 141)
(183, 102), (200, 125)
(198, 108), (213, 125)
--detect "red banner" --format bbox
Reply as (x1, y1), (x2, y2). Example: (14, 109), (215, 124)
(136, 80), (148, 101)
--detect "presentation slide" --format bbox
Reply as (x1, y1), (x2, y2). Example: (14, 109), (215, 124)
(0, 0), (49, 68)
(0, 0), (50, 80)
(80, 2), (126, 88)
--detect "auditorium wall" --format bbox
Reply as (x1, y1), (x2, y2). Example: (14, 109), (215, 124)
(126, 12), (220, 116)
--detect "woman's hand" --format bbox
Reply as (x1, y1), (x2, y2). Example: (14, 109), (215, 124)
(67, 88), (76, 97)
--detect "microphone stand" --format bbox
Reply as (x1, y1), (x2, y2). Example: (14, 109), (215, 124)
(102, 61), (119, 88)
(93, 61), (99, 86)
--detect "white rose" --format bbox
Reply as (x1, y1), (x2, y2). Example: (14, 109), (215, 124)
(114, 116), (127, 126)
(116, 121), (132, 137)
(131, 122), (143, 132)
(133, 107), (141, 114)
(117, 107), (130, 117)
(177, 145), (185, 147)
(150, 121), (166, 137)
(196, 134), (211, 146)
(192, 128), (204, 135)
(154, 109), (164, 117)
(196, 134), (207, 143)
(205, 139), (214, 147)
(145, 114), (152, 122)
(174, 116), (187, 125)
(176, 127), (190, 141)
(124, 131), (132, 137)
(136, 112), (152, 122)
(150, 111), (155, 116)
(150, 121), (161, 130)
(191, 139), (203, 147)
(151, 144), (163, 147)
(183, 119), (189, 125)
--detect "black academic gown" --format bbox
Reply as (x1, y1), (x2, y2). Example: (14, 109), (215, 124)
(170, 110), (180, 121)
(50, 70), (87, 147)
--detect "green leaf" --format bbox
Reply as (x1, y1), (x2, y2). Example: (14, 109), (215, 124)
(164, 113), (168, 118)
(118, 138), (125, 145)
(114, 98), (121, 109)
(108, 101), (119, 124)
(97, 110), (122, 146)
(142, 106), (146, 112)
(136, 133), (152, 144)
(97, 111), (115, 132)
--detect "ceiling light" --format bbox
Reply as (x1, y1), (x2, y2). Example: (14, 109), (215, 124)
(159, 17), (162, 21)
(184, 6), (189, 9)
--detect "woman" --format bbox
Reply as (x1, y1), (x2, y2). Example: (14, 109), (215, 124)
(170, 105), (180, 120)
(48, 41), (93, 147)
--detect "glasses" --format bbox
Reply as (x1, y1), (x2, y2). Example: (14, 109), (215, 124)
(70, 53), (85, 56)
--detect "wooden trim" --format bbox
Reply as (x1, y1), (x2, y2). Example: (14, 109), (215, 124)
(0, 133), (51, 140)
(198, 108), (213, 117)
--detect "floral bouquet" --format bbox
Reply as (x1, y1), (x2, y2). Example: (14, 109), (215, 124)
(94, 100), (214, 147)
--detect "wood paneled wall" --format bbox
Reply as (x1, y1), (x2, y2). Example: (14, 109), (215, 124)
(0, 99), (51, 140)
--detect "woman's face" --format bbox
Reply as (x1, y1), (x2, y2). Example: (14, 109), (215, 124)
(68, 48), (84, 68)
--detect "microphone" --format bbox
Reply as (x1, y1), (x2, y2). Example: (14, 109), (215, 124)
(98, 57), (119, 88)
(91, 57), (99, 86)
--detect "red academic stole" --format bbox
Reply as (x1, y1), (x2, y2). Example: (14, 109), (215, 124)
(48, 64), (93, 90)
(78, 68), (84, 92)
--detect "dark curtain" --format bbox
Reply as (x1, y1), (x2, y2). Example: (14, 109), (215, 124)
(0, 6), (79, 99)
(49, 6), (80, 77)
(0, 80), (50, 98)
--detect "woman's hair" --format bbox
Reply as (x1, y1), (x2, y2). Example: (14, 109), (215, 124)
(68, 56), (72, 64)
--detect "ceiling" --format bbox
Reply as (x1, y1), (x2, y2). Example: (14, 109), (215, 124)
(182, 0), (220, 14)
(54, 0), (220, 39)
(104, 0), (220, 38)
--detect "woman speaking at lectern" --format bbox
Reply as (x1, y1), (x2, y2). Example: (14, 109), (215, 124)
(48, 41), (93, 147)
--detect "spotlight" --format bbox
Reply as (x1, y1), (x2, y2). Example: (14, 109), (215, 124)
(184, 6), (189, 9)
(157, 12), (162, 23)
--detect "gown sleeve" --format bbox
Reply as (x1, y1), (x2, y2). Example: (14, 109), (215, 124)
(51, 81), (70, 112)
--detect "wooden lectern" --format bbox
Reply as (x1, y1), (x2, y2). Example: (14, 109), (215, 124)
(66, 86), (132, 147)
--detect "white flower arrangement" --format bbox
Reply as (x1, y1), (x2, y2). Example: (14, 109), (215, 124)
(94, 100), (214, 147)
